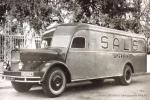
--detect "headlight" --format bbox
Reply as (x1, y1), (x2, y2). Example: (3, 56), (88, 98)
(3, 62), (7, 69)
(19, 62), (24, 70)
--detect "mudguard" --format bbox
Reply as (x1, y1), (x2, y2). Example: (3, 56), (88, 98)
(39, 60), (71, 82)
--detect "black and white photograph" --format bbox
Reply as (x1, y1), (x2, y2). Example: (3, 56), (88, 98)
(0, 0), (150, 100)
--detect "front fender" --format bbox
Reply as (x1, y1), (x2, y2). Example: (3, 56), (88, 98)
(39, 60), (70, 82)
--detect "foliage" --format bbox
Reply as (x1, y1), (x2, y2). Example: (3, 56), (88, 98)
(0, 0), (53, 34)
(140, 0), (150, 37)
(73, 0), (143, 33)
(0, 0), (149, 34)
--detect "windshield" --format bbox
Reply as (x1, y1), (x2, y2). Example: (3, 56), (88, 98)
(41, 35), (71, 48)
(51, 35), (71, 47)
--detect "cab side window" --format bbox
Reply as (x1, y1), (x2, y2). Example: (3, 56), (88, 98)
(71, 37), (85, 48)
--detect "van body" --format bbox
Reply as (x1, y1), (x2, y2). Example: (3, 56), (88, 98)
(2, 23), (147, 97)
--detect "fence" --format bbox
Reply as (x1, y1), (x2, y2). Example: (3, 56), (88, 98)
(0, 34), (41, 62)
(0, 35), (4, 62)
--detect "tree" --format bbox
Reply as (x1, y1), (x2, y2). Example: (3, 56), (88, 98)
(0, 0), (78, 35)
(0, 0), (149, 34)
(73, 0), (143, 33)
(139, 0), (150, 37)
(0, 0), (52, 35)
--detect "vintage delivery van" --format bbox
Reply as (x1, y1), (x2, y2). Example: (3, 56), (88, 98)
(2, 23), (147, 97)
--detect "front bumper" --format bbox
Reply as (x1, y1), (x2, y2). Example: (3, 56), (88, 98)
(1, 71), (43, 83)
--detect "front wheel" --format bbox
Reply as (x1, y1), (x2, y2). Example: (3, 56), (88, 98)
(11, 81), (32, 92)
(120, 65), (132, 85)
(42, 67), (66, 98)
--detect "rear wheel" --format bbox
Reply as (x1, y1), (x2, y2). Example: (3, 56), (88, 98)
(11, 81), (32, 92)
(42, 67), (66, 98)
(120, 65), (132, 85)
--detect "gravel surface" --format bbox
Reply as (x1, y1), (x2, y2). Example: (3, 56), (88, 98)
(0, 75), (150, 100)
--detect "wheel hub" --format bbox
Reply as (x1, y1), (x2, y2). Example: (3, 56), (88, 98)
(51, 74), (63, 91)
(125, 70), (131, 81)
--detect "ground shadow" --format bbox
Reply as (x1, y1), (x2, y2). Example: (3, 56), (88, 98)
(26, 79), (119, 98)
(21, 78), (144, 98)
(0, 86), (12, 89)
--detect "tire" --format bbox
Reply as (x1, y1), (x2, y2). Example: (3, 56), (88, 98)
(42, 67), (66, 98)
(11, 81), (32, 92)
(120, 64), (132, 85)
(91, 79), (104, 86)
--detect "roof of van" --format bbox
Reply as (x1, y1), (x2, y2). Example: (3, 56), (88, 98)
(44, 23), (145, 39)
(62, 23), (145, 38)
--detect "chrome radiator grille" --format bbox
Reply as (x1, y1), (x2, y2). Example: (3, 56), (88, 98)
(11, 51), (20, 71)
(11, 51), (20, 62)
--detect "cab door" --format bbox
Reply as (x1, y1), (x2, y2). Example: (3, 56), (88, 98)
(66, 30), (96, 81)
